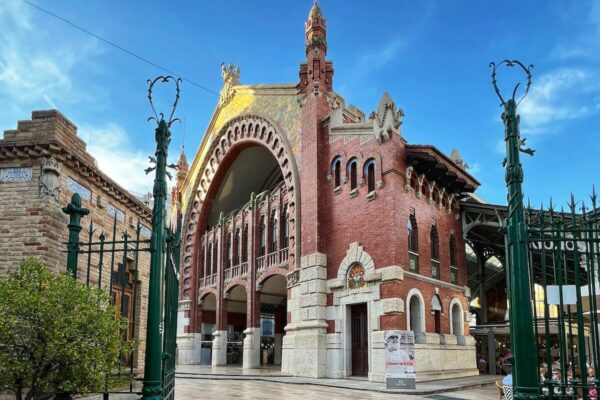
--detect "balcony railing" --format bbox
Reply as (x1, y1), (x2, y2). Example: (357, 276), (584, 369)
(256, 255), (266, 272)
(267, 252), (277, 268)
(199, 273), (217, 288)
(240, 262), (248, 276)
(279, 247), (289, 267)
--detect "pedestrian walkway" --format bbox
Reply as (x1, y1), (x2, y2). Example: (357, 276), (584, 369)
(175, 365), (501, 396)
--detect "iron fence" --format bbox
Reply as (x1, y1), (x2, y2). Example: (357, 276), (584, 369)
(526, 196), (600, 399)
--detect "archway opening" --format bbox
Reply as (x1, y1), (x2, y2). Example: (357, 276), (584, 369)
(431, 295), (442, 334)
(226, 285), (247, 365)
(259, 274), (287, 368)
(200, 293), (217, 365)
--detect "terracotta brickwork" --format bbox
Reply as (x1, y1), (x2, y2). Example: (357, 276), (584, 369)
(176, 2), (480, 381)
(0, 110), (152, 371)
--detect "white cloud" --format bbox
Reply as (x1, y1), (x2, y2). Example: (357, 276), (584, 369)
(468, 162), (481, 176)
(82, 123), (154, 195)
(519, 68), (600, 134)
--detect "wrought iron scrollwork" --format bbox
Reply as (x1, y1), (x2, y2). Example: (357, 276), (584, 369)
(147, 75), (182, 127)
(489, 59), (534, 106)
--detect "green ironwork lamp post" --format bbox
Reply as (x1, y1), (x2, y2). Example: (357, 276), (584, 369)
(142, 76), (181, 400)
(490, 60), (539, 399)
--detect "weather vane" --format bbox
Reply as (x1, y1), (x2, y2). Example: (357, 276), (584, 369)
(147, 75), (182, 127)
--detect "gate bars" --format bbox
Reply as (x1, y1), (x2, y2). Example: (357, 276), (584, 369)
(526, 197), (600, 399)
(492, 60), (600, 399)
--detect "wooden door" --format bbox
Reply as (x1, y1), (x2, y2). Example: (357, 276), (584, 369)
(351, 303), (369, 377)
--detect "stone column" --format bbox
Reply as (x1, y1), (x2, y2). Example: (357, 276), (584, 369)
(282, 253), (328, 378)
(211, 329), (227, 367)
(242, 327), (261, 369)
(487, 329), (496, 375)
(274, 333), (283, 365)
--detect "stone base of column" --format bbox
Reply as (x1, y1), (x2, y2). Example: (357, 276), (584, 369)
(274, 333), (283, 365)
(282, 322), (328, 377)
(242, 327), (261, 369)
(211, 330), (227, 366)
(176, 333), (202, 364)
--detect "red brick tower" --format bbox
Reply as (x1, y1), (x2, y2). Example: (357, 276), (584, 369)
(299, 0), (334, 255)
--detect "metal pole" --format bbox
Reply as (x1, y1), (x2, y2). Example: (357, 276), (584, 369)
(490, 60), (540, 399)
(62, 193), (90, 278)
(142, 76), (181, 400)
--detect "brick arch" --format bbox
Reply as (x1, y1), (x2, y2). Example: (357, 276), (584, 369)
(256, 267), (289, 286)
(181, 114), (301, 301)
(199, 287), (218, 302)
(224, 279), (248, 295)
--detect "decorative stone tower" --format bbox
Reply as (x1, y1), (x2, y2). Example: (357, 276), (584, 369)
(282, 0), (333, 378)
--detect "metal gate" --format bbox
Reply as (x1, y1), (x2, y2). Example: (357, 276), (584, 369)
(526, 198), (600, 398)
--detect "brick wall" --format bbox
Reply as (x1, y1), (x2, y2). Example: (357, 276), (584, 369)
(0, 110), (153, 371)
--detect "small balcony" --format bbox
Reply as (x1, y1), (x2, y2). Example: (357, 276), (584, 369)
(199, 273), (217, 288)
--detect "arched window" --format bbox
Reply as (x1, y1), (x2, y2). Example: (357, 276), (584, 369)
(233, 228), (240, 266)
(430, 224), (440, 279)
(408, 294), (424, 335)
(451, 301), (464, 336)
(364, 158), (376, 192)
(212, 239), (218, 275)
(449, 234), (458, 284)
(281, 203), (289, 248)
(331, 156), (342, 188)
(242, 224), (248, 263)
(226, 232), (232, 268)
(269, 209), (278, 253)
(431, 295), (442, 334)
(206, 243), (212, 276)
(347, 158), (358, 190)
(407, 213), (419, 272)
(259, 216), (266, 256)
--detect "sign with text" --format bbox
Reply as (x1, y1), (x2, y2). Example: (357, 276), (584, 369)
(384, 330), (416, 389)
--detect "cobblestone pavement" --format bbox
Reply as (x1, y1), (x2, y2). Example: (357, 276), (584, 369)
(175, 377), (498, 400)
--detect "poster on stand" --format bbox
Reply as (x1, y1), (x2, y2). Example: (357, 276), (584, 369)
(384, 330), (416, 389)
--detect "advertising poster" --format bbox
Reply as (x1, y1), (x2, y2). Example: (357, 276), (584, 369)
(384, 330), (416, 389)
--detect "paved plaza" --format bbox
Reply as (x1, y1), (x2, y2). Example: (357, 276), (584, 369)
(174, 376), (498, 400)
(174, 365), (500, 400)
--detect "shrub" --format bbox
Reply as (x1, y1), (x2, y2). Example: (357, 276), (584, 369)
(0, 258), (130, 400)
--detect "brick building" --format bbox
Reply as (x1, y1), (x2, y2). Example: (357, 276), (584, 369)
(175, 2), (480, 381)
(0, 110), (152, 370)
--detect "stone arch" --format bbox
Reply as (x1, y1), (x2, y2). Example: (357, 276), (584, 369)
(336, 242), (375, 282)
(181, 114), (301, 300)
(406, 288), (425, 335)
(449, 297), (464, 336)
(257, 267), (289, 287)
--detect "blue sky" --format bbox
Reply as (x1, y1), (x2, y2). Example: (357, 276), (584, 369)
(1, 0), (599, 208)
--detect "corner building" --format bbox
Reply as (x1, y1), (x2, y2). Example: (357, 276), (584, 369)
(176, 2), (480, 382)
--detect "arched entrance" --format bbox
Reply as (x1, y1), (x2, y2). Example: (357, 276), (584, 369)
(199, 292), (217, 365)
(180, 115), (301, 369)
(258, 274), (287, 368)
(225, 284), (247, 365)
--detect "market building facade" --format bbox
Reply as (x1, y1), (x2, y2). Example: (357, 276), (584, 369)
(175, 2), (480, 382)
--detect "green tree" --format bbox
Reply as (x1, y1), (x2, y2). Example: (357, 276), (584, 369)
(0, 258), (131, 400)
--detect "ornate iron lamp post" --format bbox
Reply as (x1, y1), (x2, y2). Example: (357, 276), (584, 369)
(62, 193), (90, 278)
(142, 76), (181, 400)
(490, 60), (539, 399)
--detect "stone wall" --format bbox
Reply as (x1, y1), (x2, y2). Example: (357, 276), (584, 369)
(0, 110), (153, 371)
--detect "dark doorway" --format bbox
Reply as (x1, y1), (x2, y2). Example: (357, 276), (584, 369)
(351, 303), (369, 377)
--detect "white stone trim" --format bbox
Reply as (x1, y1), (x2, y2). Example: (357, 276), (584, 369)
(336, 242), (376, 285)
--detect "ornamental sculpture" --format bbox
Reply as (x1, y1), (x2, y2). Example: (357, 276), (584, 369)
(39, 157), (61, 201)
(219, 62), (240, 107)
(347, 263), (366, 289)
